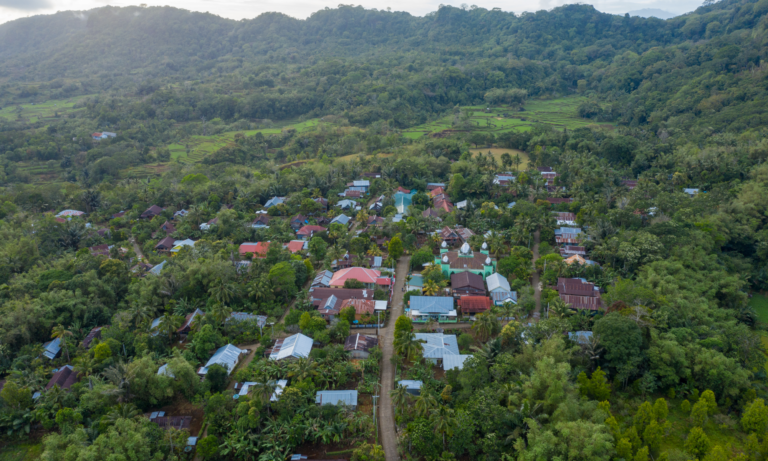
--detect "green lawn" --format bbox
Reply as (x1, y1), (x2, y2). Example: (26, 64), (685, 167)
(0, 442), (43, 461)
(750, 293), (768, 324)
(0, 95), (92, 124)
(401, 96), (608, 138)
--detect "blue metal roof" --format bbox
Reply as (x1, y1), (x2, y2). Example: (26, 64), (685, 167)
(316, 390), (358, 406)
(409, 296), (454, 314)
(42, 338), (61, 360)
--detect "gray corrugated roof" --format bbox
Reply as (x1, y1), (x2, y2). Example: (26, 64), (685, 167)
(331, 214), (351, 225)
(443, 354), (472, 371)
(414, 333), (460, 359)
(409, 296), (454, 314)
(487, 273), (511, 292)
(228, 312), (267, 328)
(316, 390), (358, 406)
(148, 260), (166, 275)
(42, 338), (61, 360)
(270, 333), (313, 361)
(312, 270), (334, 287)
(199, 344), (246, 375)
(397, 380), (423, 390)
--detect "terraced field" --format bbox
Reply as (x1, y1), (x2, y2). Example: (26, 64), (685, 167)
(169, 118), (321, 164)
(402, 96), (607, 139)
(0, 95), (93, 124)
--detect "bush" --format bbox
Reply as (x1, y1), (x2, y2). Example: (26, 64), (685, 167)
(197, 435), (219, 459)
(205, 364), (228, 393)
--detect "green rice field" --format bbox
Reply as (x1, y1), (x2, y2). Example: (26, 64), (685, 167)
(401, 96), (608, 139)
(0, 95), (92, 124)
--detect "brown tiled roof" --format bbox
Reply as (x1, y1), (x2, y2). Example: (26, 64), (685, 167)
(89, 244), (110, 256)
(458, 296), (492, 313)
(252, 215), (271, 225)
(560, 294), (602, 311)
(444, 251), (488, 270)
(46, 365), (79, 390)
(557, 277), (602, 310)
(155, 236), (176, 250)
(554, 212), (576, 221)
(344, 334), (378, 352)
(297, 225), (327, 237)
(82, 326), (106, 349)
(451, 272), (485, 291)
(141, 205), (164, 219)
(310, 288), (375, 305)
(340, 299), (376, 315)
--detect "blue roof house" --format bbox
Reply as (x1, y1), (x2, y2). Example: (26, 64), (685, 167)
(408, 296), (456, 323)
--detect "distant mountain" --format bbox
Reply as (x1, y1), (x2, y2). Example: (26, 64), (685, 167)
(626, 8), (678, 19)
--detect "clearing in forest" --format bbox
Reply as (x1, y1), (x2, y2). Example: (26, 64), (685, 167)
(469, 147), (530, 170)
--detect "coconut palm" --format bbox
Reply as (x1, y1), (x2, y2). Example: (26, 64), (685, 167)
(548, 297), (573, 319)
(74, 355), (97, 390)
(253, 380), (278, 406)
(247, 275), (271, 303)
(102, 403), (141, 426)
(472, 312), (498, 342)
(130, 304), (154, 329)
(431, 406), (456, 449)
(51, 324), (73, 362)
(158, 314), (182, 344)
(209, 303), (233, 325)
(288, 358), (318, 382)
(209, 278), (237, 305)
(390, 384), (410, 417)
(102, 361), (135, 403)
(415, 392), (437, 418)
(394, 331), (424, 362)
(422, 279), (440, 296)
(471, 337), (502, 366)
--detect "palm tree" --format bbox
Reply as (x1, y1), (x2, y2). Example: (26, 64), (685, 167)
(51, 324), (73, 362)
(288, 358), (318, 382)
(472, 313), (498, 342)
(209, 278), (237, 305)
(253, 380), (277, 407)
(471, 337), (502, 366)
(74, 355), (97, 390)
(394, 331), (424, 362)
(431, 406), (455, 449)
(415, 392), (437, 418)
(390, 384), (410, 417)
(102, 403), (141, 426)
(130, 304), (154, 329)
(548, 297), (573, 319)
(102, 361), (135, 403)
(422, 279), (440, 296)
(209, 303), (233, 325)
(158, 314), (182, 344)
(247, 276), (271, 303)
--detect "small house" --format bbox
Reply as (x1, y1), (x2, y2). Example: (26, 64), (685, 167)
(170, 239), (195, 255)
(42, 338), (62, 360)
(155, 237), (176, 252)
(82, 326), (106, 349)
(311, 270), (334, 289)
(397, 380), (422, 396)
(198, 344), (247, 376)
(315, 390), (358, 410)
(178, 309), (205, 336)
(491, 291), (517, 306)
(269, 333), (313, 361)
(409, 296), (456, 323)
(344, 334), (378, 359)
(451, 272), (486, 298)
(329, 267), (382, 289)
(486, 273), (511, 293)
(296, 225), (327, 240)
(251, 215), (271, 229)
(289, 215), (309, 231)
(414, 333), (459, 364)
(330, 214), (352, 227)
(239, 242), (270, 258)
(443, 354), (472, 371)
(457, 296), (492, 316)
(45, 365), (79, 391)
(264, 197), (285, 208)
(141, 205), (164, 219)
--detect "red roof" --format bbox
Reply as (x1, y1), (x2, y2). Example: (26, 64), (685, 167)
(239, 242), (269, 257)
(429, 187), (445, 197)
(297, 225), (327, 237)
(375, 277), (392, 286)
(396, 186), (411, 194)
(345, 190), (363, 198)
(330, 267), (382, 287)
(458, 296), (492, 313)
(340, 299), (376, 315)
(284, 241), (305, 253)
(92, 132), (102, 137)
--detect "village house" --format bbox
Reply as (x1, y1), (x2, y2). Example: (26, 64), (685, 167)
(251, 215), (270, 229)
(344, 334), (378, 359)
(297, 225), (327, 240)
(269, 333), (313, 361)
(557, 277), (602, 311)
(140, 205), (164, 219)
(198, 344), (247, 376)
(457, 296), (493, 316)
(329, 267), (382, 289)
(553, 212), (577, 226)
(554, 227), (584, 245)
(486, 272), (511, 293)
(264, 196), (285, 208)
(450, 272), (486, 298)
(316, 390), (358, 409)
(414, 333), (459, 364)
(289, 215), (309, 231)
(239, 242), (270, 258)
(409, 296), (456, 323)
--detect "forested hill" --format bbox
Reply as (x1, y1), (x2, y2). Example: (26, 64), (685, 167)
(2, 0), (768, 131)
(0, 0), (762, 81)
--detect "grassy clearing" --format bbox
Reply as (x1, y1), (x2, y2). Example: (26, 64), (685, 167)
(0, 95), (92, 124)
(402, 96), (607, 139)
(0, 441), (43, 461)
(169, 118), (321, 164)
(750, 293), (768, 324)
(469, 147), (530, 170)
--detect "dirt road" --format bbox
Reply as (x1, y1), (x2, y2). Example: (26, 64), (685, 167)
(379, 255), (409, 461)
(532, 229), (542, 320)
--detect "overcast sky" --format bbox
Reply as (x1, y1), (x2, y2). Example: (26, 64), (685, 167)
(0, 0), (704, 25)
